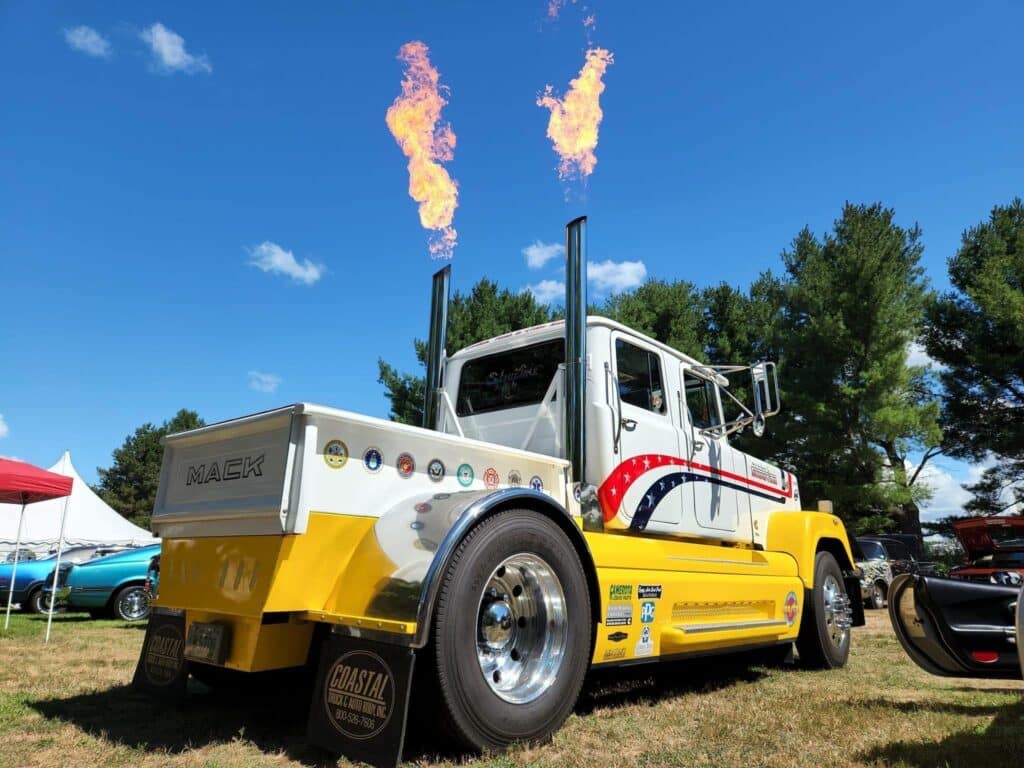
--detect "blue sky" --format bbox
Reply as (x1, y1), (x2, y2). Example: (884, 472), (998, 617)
(2, 1), (1021, 520)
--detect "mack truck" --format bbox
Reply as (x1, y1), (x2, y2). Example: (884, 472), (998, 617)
(135, 217), (863, 767)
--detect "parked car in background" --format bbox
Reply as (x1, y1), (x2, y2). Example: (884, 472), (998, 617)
(144, 553), (160, 600)
(48, 543), (161, 621)
(0, 545), (132, 613)
(854, 537), (895, 609)
(949, 516), (1024, 583)
(857, 535), (938, 578)
(4, 549), (37, 564)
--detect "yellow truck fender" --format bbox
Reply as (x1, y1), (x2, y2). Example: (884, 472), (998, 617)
(757, 509), (865, 627)
(758, 510), (857, 585)
(321, 487), (601, 648)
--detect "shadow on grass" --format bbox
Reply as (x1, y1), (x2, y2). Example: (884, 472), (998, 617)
(575, 654), (768, 715)
(31, 681), (337, 767)
(30, 653), (770, 765)
(857, 696), (1024, 768)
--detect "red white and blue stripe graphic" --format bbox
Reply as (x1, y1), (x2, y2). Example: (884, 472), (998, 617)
(597, 454), (793, 531)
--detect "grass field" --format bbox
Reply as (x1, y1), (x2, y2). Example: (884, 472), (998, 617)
(0, 610), (1021, 768)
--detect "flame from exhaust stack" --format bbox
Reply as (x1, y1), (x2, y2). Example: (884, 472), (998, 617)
(537, 48), (614, 181)
(385, 41), (458, 259)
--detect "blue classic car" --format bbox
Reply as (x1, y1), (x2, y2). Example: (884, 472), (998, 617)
(50, 543), (162, 621)
(0, 545), (131, 613)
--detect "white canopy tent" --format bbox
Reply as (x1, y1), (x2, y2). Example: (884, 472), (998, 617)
(0, 452), (156, 556)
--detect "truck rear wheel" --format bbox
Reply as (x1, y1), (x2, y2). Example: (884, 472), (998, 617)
(796, 551), (852, 669)
(431, 509), (591, 752)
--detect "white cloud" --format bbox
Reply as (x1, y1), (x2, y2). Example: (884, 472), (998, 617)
(63, 26), (112, 59)
(522, 241), (564, 270)
(906, 342), (938, 369)
(915, 462), (974, 523)
(247, 371), (282, 394)
(247, 242), (325, 285)
(587, 259), (647, 293)
(0, 414), (8, 439)
(140, 23), (211, 75)
(525, 280), (566, 305)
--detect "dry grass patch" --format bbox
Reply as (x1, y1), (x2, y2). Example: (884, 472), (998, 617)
(1, 610), (1021, 768)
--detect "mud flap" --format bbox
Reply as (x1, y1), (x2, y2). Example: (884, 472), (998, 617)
(132, 610), (189, 700)
(307, 633), (416, 768)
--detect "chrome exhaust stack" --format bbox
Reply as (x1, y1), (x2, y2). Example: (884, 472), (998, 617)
(423, 265), (451, 430)
(564, 216), (601, 530)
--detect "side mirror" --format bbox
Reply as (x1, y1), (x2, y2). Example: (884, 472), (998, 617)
(751, 361), (780, 431)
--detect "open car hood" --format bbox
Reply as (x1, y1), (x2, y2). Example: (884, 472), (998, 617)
(952, 516), (1024, 561)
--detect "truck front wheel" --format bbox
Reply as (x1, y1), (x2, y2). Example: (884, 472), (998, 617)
(796, 551), (852, 669)
(431, 509), (591, 752)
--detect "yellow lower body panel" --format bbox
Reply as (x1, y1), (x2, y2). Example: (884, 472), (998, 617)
(585, 531), (805, 665)
(155, 512), (413, 672)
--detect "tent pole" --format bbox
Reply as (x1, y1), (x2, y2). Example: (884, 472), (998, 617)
(44, 494), (71, 643)
(3, 501), (27, 631)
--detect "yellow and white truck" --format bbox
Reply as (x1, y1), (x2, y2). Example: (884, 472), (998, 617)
(135, 217), (863, 767)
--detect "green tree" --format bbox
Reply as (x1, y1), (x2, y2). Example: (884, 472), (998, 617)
(774, 203), (940, 536)
(95, 409), (205, 529)
(599, 279), (705, 355)
(924, 198), (1024, 516)
(378, 280), (555, 424)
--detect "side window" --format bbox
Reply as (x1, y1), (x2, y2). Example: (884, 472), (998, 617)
(615, 339), (666, 415)
(683, 370), (721, 430)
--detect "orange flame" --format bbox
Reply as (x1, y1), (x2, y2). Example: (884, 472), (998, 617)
(385, 41), (458, 259)
(537, 48), (614, 181)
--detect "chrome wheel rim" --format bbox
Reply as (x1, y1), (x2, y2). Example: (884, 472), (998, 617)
(822, 574), (850, 647)
(476, 553), (567, 704)
(120, 589), (150, 621)
(872, 584), (884, 606)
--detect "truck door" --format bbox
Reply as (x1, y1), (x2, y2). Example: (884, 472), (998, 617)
(609, 335), (684, 531)
(681, 367), (740, 533)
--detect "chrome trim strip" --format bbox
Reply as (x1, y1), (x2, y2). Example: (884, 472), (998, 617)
(666, 556), (770, 567)
(677, 618), (788, 634)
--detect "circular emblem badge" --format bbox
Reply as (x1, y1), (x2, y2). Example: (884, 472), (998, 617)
(143, 623), (184, 686)
(483, 467), (500, 489)
(529, 475), (544, 492)
(323, 440), (349, 470)
(784, 591), (799, 625)
(508, 470), (522, 487)
(427, 458), (445, 483)
(396, 452), (415, 478)
(456, 463), (474, 487)
(363, 447), (384, 474)
(322, 650), (395, 741)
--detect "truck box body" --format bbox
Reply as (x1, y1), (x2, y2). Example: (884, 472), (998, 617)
(152, 403), (570, 670)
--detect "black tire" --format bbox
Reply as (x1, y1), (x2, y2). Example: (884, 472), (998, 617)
(796, 552), (852, 669)
(868, 581), (886, 609)
(25, 587), (64, 615)
(112, 585), (151, 621)
(22, 588), (43, 614)
(430, 510), (591, 752)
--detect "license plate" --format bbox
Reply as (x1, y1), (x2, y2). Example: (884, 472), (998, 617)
(184, 622), (231, 665)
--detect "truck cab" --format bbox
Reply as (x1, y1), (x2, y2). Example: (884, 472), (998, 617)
(439, 318), (796, 544)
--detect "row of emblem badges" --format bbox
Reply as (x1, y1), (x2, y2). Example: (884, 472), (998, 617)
(321, 439), (545, 492)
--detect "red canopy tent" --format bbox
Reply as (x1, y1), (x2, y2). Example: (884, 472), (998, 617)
(1, 458), (73, 640)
